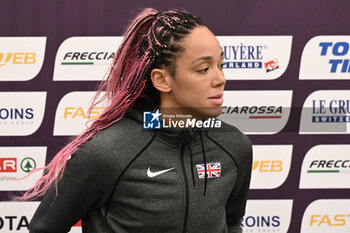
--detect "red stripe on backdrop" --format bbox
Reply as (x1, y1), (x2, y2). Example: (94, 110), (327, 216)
(249, 116), (282, 119)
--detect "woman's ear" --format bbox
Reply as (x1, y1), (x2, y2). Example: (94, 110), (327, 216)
(150, 68), (172, 93)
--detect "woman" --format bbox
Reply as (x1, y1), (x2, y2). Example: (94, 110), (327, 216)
(26, 8), (252, 233)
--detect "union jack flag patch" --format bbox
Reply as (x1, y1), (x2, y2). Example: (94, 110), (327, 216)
(196, 162), (221, 179)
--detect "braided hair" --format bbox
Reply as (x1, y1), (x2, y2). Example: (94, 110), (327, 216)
(18, 8), (206, 200)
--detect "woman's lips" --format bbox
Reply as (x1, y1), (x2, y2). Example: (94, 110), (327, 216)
(208, 94), (223, 105)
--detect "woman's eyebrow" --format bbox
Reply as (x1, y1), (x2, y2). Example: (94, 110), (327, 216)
(191, 51), (224, 64)
(191, 56), (213, 64)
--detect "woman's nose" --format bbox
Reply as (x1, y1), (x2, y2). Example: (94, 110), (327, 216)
(212, 68), (226, 87)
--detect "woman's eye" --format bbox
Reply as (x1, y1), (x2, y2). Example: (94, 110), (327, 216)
(198, 67), (209, 73)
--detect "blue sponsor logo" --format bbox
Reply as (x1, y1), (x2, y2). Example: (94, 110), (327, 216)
(222, 44), (265, 69)
(241, 215), (280, 228)
(0, 108), (34, 120)
(143, 111), (161, 129)
(320, 42), (350, 73)
(312, 99), (350, 122)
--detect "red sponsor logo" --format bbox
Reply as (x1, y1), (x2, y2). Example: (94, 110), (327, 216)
(264, 58), (279, 73)
(0, 158), (17, 172)
(74, 220), (82, 226)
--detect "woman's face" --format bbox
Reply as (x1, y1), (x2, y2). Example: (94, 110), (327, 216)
(164, 26), (226, 119)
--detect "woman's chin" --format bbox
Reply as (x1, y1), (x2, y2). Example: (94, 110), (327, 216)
(199, 107), (223, 119)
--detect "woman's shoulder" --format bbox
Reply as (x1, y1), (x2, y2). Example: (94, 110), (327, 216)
(74, 116), (153, 167)
(206, 119), (252, 165)
(207, 119), (251, 146)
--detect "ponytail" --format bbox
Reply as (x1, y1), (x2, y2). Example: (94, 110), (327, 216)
(18, 8), (205, 200)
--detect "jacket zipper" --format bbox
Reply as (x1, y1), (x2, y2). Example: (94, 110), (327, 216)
(180, 143), (190, 233)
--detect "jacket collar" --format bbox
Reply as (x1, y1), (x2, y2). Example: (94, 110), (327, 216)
(125, 107), (202, 147)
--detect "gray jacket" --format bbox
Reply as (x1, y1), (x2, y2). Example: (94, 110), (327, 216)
(30, 108), (252, 233)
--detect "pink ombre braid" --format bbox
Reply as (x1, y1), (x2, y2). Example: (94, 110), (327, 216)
(17, 8), (206, 201)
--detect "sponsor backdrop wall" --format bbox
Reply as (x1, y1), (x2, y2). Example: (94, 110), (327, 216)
(1, 0), (350, 232)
